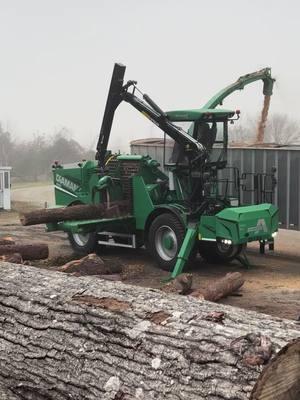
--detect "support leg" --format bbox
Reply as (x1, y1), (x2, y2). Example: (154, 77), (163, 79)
(170, 225), (197, 279)
(236, 246), (251, 269)
(259, 240), (265, 254)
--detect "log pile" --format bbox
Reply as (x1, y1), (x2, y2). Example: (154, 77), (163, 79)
(0, 262), (298, 400)
(0, 233), (244, 303)
(0, 243), (49, 260)
(59, 254), (245, 301)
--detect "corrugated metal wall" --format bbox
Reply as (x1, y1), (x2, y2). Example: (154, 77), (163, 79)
(131, 139), (300, 230)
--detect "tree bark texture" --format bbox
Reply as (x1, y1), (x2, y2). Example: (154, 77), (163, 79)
(0, 243), (49, 260)
(0, 262), (298, 400)
(20, 202), (129, 226)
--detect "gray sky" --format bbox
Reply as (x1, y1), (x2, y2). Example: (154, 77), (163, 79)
(1, 0), (299, 151)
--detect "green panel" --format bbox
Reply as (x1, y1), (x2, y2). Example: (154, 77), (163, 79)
(53, 160), (100, 206)
(132, 175), (154, 230)
(198, 204), (278, 245)
(198, 216), (216, 240)
(216, 203), (279, 243)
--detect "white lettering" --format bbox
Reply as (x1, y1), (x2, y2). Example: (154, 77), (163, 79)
(55, 174), (79, 193)
(247, 218), (268, 233)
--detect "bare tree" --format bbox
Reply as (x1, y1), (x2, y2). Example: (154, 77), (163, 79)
(229, 116), (257, 144)
(0, 123), (94, 181)
(229, 114), (300, 145)
(0, 125), (15, 166)
(264, 114), (300, 145)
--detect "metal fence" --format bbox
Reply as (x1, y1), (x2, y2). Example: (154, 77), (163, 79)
(130, 139), (300, 231)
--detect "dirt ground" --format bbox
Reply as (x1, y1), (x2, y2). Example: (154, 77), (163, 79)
(1, 206), (299, 321)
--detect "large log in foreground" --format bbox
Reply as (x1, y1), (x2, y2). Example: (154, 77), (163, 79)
(0, 263), (299, 400)
(0, 243), (48, 260)
(20, 202), (129, 226)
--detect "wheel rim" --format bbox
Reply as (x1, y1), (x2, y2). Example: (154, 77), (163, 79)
(216, 242), (238, 257)
(155, 225), (178, 261)
(72, 233), (90, 247)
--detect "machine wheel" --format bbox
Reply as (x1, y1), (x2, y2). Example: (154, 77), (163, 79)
(68, 232), (98, 255)
(198, 241), (243, 264)
(147, 213), (186, 271)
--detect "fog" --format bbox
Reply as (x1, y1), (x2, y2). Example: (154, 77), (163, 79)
(1, 0), (300, 152)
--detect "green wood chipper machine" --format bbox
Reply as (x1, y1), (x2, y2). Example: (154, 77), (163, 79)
(48, 64), (278, 277)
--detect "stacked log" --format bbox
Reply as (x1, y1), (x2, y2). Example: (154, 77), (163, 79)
(0, 262), (298, 400)
(0, 243), (48, 260)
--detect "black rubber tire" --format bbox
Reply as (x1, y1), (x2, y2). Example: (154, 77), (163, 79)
(198, 241), (243, 264)
(147, 213), (186, 271)
(68, 232), (98, 255)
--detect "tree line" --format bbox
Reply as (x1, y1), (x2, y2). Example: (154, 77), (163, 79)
(0, 127), (94, 182)
(0, 113), (299, 182)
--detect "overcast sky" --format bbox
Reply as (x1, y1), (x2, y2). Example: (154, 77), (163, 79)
(1, 0), (299, 151)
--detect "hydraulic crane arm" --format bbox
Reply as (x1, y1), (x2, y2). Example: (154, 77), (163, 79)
(122, 91), (205, 152)
(203, 67), (275, 109)
(96, 64), (127, 169)
(96, 63), (206, 169)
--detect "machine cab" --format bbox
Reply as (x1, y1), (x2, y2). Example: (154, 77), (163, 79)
(164, 108), (236, 169)
(163, 108), (240, 207)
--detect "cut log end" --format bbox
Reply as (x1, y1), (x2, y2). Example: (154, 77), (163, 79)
(161, 273), (193, 295)
(0, 253), (23, 264)
(250, 339), (300, 400)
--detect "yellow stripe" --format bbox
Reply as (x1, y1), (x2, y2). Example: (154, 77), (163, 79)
(141, 111), (150, 119)
(105, 154), (116, 166)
